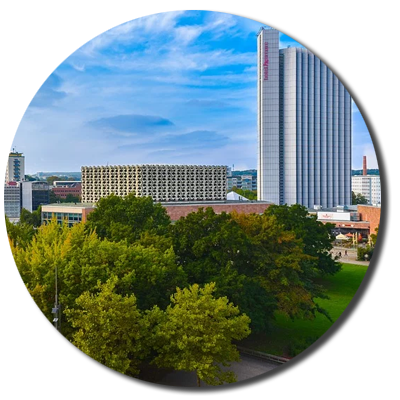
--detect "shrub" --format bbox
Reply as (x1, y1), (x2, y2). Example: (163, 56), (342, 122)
(357, 246), (373, 261)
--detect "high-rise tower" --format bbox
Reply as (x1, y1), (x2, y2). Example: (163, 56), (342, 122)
(5, 151), (25, 183)
(257, 27), (352, 208)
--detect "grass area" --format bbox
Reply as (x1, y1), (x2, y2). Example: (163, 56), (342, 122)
(241, 263), (368, 357)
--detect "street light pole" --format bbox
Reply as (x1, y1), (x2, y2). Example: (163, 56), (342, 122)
(52, 263), (60, 330)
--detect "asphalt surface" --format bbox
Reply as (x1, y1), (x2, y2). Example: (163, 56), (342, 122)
(156, 354), (280, 387)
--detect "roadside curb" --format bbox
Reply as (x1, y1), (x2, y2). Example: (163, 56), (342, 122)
(237, 346), (290, 364)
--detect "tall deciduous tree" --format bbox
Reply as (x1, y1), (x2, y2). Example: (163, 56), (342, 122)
(5, 216), (35, 249)
(231, 211), (319, 322)
(170, 207), (251, 290)
(19, 206), (42, 227)
(151, 283), (251, 386)
(86, 193), (171, 243)
(264, 204), (339, 276)
(65, 276), (147, 376)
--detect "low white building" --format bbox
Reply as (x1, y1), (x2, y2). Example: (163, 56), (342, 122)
(352, 175), (381, 205)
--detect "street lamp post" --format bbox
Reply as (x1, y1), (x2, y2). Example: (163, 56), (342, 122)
(52, 263), (60, 331)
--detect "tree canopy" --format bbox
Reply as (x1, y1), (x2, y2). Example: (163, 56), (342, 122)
(352, 191), (368, 205)
(8, 193), (342, 382)
(85, 193), (171, 243)
(19, 207), (42, 227)
(65, 276), (146, 375)
(151, 283), (251, 386)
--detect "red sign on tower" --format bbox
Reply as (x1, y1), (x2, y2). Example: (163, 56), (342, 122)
(264, 42), (269, 80)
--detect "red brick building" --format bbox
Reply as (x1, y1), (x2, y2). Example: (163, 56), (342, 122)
(52, 183), (81, 199)
(163, 201), (272, 221)
(357, 205), (381, 234)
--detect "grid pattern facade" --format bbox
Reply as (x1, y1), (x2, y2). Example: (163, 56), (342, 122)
(352, 176), (381, 205)
(4, 183), (22, 218)
(81, 165), (227, 203)
(258, 28), (352, 208)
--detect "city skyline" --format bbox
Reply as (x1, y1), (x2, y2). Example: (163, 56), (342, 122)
(11, 11), (377, 174)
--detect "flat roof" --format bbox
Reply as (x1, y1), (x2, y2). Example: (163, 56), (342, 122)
(42, 202), (95, 208)
(160, 200), (272, 207)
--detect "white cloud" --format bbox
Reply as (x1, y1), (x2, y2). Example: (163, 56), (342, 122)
(78, 11), (185, 56)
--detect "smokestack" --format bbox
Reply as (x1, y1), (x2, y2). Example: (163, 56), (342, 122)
(363, 156), (367, 176)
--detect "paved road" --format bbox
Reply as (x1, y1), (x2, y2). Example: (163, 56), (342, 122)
(156, 354), (280, 387)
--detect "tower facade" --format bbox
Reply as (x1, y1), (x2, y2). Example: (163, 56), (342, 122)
(257, 28), (352, 208)
(5, 151), (25, 183)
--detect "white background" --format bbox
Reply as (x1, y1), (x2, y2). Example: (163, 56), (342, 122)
(0, 0), (400, 400)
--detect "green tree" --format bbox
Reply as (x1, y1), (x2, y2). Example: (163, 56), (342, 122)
(15, 284), (54, 365)
(264, 204), (340, 276)
(352, 191), (368, 205)
(231, 211), (321, 322)
(65, 193), (80, 203)
(46, 175), (60, 185)
(371, 225), (379, 246)
(230, 186), (257, 200)
(65, 276), (147, 376)
(20, 206), (42, 227)
(151, 283), (251, 386)
(49, 191), (58, 203)
(5, 216), (35, 249)
(86, 193), (171, 243)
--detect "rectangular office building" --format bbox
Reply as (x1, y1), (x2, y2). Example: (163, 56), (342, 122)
(81, 164), (227, 203)
(257, 27), (352, 208)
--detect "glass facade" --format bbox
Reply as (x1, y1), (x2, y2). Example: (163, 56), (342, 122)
(42, 211), (83, 227)
(258, 28), (352, 208)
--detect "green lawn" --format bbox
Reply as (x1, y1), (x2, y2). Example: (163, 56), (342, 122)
(241, 263), (368, 357)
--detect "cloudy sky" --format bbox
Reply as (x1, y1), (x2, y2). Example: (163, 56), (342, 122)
(12, 10), (377, 174)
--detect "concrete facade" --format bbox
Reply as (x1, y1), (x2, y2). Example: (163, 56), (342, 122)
(352, 175), (381, 205)
(81, 165), (227, 203)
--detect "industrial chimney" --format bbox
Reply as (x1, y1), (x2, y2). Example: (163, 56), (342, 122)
(363, 156), (367, 176)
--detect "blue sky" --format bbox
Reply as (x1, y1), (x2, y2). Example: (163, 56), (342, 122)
(12, 10), (377, 174)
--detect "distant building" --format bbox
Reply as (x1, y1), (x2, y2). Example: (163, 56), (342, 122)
(81, 165), (227, 203)
(22, 181), (50, 212)
(41, 203), (95, 227)
(5, 151), (25, 183)
(227, 174), (257, 191)
(352, 156), (381, 205)
(52, 181), (82, 200)
(352, 175), (381, 205)
(4, 182), (22, 218)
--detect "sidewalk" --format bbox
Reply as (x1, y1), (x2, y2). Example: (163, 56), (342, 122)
(331, 246), (370, 266)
